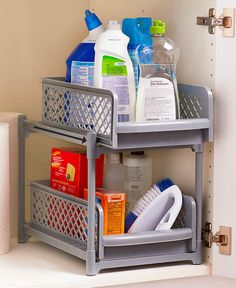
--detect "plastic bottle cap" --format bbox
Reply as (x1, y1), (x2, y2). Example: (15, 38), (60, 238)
(107, 20), (121, 30)
(84, 9), (102, 31)
(150, 20), (166, 35)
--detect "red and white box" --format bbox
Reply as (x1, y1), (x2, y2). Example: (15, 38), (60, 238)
(50, 147), (104, 198)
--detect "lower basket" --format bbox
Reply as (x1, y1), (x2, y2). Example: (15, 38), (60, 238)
(28, 180), (200, 274)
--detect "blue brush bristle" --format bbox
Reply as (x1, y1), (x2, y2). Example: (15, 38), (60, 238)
(125, 212), (138, 232)
(157, 178), (174, 192)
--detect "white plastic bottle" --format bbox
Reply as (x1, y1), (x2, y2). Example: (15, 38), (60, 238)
(103, 153), (124, 192)
(136, 20), (180, 122)
(123, 152), (152, 212)
(94, 20), (136, 122)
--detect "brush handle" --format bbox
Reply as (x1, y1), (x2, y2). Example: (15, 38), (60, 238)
(155, 186), (183, 231)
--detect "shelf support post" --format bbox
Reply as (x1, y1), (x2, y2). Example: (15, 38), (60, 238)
(18, 115), (28, 243)
(86, 131), (97, 275)
(194, 143), (204, 263)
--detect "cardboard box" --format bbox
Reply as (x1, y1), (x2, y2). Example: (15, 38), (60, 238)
(50, 147), (104, 198)
(84, 188), (125, 235)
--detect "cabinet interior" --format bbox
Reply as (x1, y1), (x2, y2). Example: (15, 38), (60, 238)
(23, 0), (215, 267)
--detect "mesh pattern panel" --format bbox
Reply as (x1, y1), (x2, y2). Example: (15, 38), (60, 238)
(179, 92), (202, 119)
(30, 187), (98, 247)
(42, 84), (113, 140)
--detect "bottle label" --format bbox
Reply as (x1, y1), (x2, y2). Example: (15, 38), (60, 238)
(71, 61), (94, 87)
(143, 77), (176, 120)
(124, 165), (145, 211)
(102, 56), (130, 122)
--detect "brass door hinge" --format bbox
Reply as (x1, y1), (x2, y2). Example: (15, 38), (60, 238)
(197, 8), (234, 36)
(202, 222), (232, 255)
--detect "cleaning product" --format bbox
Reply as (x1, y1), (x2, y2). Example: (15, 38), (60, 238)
(103, 153), (124, 192)
(136, 20), (180, 122)
(122, 17), (152, 92)
(84, 188), (126, 235)
(94, 20), (136, 122)
(125, 178), (173, 231)
(123, 151), (152, 213)
(50, 147), (104, 198)
(127, 182), (183, 233)
(65, 9), (104, 86)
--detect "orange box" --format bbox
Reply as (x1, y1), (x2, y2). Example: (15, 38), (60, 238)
(84, 188), (125, 235)
(50, 147), (104, 198)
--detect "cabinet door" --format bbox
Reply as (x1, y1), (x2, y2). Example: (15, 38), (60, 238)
(213, 0), (236, 279)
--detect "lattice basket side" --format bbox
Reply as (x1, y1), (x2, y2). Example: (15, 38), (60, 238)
(178, 83), (211, 120)
(42, 78), (114, 141)
(30, 184), (99, 250)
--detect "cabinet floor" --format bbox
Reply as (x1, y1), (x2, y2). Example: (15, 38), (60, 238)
(0, 238), (210, 288)
(106, 276), (236, 288)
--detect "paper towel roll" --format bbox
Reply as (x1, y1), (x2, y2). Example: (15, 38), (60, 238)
(0, 113), (20, 237)
(0, 122), (10, 254)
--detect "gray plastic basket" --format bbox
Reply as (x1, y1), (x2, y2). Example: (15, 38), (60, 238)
(28, 180), (198, 273)
(29, 180), (103, 255)
(41, 77), (213, 147)
(20, 78), (213, 274)
(42, 77), (115, 143)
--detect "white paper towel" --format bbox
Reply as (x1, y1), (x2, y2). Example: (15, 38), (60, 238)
(0, 122), (10, 254)
(0, 113), (20, 238)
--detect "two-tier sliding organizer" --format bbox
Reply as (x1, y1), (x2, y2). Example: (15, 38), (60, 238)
(18, 77), (213, 275)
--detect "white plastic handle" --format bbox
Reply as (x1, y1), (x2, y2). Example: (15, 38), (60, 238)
(155, 185), (182, 231)
(128, 185), (182, 233)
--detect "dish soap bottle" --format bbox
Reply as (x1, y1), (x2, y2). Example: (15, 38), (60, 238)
(94, 20), (136, 122)
(136, 20), (180, 122)
(65, 9), (104, 86)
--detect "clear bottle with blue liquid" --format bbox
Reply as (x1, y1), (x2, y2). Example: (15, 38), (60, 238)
(65, 9), (104, 86)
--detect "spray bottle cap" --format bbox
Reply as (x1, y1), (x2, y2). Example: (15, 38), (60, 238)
(107, 20), (121, 30)
(150, 20), (166, 35)
(85, 9), (102, 31)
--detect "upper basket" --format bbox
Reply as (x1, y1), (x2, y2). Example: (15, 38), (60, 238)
(41, 77), (213, 149)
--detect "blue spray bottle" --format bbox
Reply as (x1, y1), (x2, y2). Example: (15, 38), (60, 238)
(122, 18), (152, 92)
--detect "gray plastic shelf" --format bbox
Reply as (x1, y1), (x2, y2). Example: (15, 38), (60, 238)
(26, 180), (197, 272)
(18, 77), (213, 275)
(41, 77), (213, 149)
